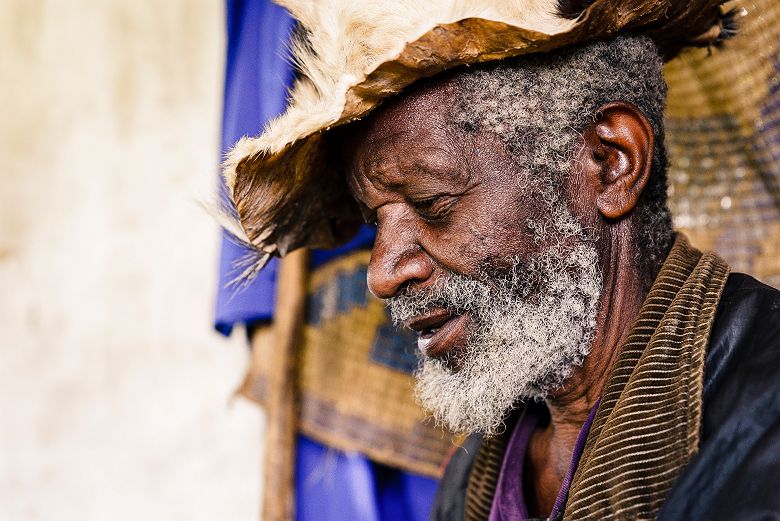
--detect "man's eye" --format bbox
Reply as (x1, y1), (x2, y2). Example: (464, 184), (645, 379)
(412, 196), (454, 221)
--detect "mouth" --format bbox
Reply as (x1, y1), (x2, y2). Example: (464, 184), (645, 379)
(406, 310), (472, 360)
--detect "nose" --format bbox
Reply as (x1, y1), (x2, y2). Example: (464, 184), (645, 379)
(366, 208), (433, 299)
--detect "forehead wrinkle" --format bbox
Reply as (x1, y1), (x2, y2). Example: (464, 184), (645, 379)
(347, 83), (471, 201)
(366, 157), (404, 189)
(371, 125), (466, 182)
(362, 140), (457, 188)
(347, 154), (403, 214)
(352, 127), (414, 191)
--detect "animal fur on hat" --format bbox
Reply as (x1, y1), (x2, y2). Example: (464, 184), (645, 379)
(221, 0), (735, 283)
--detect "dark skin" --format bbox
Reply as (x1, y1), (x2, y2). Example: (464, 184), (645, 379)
(340, 78), (656, 517)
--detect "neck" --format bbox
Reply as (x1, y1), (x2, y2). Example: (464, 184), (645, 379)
(548, 229), (647, 417)
(525, 225), (650, 515)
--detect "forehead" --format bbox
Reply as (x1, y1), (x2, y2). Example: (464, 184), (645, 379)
(366, 74), (458, 132)
(340, 76), (468, 186)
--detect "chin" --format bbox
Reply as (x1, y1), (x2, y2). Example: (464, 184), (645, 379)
(415, 351), (583, 435)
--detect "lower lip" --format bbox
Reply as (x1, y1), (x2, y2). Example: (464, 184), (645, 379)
(417, 314), (472, 359)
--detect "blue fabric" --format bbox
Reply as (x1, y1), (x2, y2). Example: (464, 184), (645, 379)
(215, 3), (437, 519)
(215, 0), (294, 335)
(309, 225), (376, 269)
(296, 435), (438, 521)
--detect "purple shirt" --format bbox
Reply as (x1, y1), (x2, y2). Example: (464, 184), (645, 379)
(488, 401), (600, 521)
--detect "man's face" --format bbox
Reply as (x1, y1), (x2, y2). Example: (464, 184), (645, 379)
(342, 78), (602, 434)
(346, 80), (547, 331)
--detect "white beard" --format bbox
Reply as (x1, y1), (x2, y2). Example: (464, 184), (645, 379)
(389, 242), (602, 435)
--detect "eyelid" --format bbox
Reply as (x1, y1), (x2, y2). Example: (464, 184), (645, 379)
(412, 194), (456, 221)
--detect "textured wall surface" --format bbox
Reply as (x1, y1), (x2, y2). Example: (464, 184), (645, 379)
(0, 2), (263, 520)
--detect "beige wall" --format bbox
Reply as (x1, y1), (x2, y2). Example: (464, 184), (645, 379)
(0, 2), (263, 519)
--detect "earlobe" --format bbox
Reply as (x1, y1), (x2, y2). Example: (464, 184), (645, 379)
(591, 102), (654, 220)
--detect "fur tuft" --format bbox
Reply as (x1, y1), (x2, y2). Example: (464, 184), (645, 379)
(686, 5), (741, 51)
(198, 196), (273, 289)
(716, 7), (740, 46)
(555, 0), (595, 19)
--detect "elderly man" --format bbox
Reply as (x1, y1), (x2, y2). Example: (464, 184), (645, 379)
(222, 1), (780, 519)
(338, 37), (780, 521)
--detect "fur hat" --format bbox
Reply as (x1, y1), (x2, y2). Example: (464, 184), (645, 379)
(221, 0), (736, 280)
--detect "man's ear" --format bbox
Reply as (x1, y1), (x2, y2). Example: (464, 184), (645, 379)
(588, 102), (654, 220)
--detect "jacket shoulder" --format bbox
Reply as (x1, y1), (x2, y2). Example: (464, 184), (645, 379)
(704, 272), (780, 403)
(659, 273), (780, 519)
(429, 434), (482, 521)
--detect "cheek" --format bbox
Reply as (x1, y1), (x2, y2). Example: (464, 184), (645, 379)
(422, 191), (542, 274)
(465, 210), (535, 268)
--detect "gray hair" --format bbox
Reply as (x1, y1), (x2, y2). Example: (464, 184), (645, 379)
(452, 35), (673, 283)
